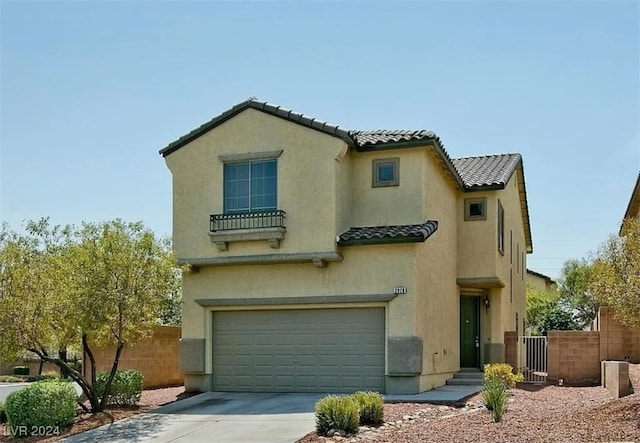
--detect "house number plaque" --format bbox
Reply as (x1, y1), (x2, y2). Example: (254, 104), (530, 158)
(393, 286), (407, 294)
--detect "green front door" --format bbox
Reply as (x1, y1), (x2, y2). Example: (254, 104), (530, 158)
(460, 297), (480, 368)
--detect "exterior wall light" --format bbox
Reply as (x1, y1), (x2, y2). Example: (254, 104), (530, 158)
(484, 296), (490, 312)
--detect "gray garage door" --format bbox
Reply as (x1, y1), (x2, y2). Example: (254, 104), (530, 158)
(213, 308), (385, 393)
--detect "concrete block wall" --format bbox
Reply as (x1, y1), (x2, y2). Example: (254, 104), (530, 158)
(85, 325), (183, 389)
(597, 307), (640, 363)
(0, 360), (61, 376)
(547, 331), (600, 384)
(504, 331), (518, 371)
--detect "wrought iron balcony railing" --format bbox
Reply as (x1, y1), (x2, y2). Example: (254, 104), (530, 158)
(210, 210), (286, 232)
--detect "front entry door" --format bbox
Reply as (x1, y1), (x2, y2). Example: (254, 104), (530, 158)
(460, 297), (480, 368)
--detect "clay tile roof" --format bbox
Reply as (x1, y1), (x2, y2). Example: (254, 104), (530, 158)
(452, 153), (522, 190)
(160, 98), (353, 157)
(350, 130), (438, 147)
(337, 221), (438, 246)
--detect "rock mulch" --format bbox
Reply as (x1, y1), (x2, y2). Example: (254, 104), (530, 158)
(298, 363), (640, 443)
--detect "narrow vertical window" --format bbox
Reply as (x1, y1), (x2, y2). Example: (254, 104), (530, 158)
(510, 230), (513, 263)
(510, 269), (513, 304)
(498, 200), (505, 254)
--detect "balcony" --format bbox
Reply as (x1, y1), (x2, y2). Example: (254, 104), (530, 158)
(209, 210), (286, 251)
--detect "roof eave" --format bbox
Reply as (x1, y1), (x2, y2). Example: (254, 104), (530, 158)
(338, 236), (427, 247)
(159, 99), (355, 157)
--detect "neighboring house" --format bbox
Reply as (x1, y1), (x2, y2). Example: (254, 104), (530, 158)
(526, 269), (556, 292)
(621, 172), (640, 234)
(160, 99), (533, 395)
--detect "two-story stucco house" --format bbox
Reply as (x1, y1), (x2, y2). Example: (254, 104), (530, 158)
(160, 99), (533, 395)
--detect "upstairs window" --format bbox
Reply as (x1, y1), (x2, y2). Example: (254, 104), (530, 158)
(464, 198), (487, 221)
(224, 159), (277, 214)
(372, 158), (399, 187)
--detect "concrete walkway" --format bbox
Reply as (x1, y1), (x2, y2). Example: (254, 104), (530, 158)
(385, 384), (482, 405)
(61, 392), (326, 443)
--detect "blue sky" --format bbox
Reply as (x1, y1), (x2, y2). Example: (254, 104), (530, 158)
(1, 1), (638, 279)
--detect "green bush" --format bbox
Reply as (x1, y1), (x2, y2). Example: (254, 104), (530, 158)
(352, 391), (384, 425)
(483, 363), (524, 388)
(12, 366), (29, 376)
(315, 395), (360, 436)
(0, 402), (6, 423)
(5, 380), (76, 436)
(482, 374), (508, 422)
(95, 369), (144, 407)
(24, 372), (62, 383)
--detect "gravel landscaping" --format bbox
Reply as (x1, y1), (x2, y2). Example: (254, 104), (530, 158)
(299, 364), (640, 443)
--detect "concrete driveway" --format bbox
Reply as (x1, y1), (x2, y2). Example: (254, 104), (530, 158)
(0, 381), (83, 403)
(0, 382), (30, 403)
(61, 392), (325, 443)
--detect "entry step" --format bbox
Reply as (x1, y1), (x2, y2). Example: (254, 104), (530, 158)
(446, 370), (484, 386)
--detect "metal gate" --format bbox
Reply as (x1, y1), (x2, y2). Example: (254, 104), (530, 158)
(519, 336), (547, 383)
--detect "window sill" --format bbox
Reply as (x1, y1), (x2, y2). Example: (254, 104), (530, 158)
(209, 227), (286, 251)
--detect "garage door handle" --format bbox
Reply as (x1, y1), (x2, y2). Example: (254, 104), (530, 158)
(293, 359), (298, 363)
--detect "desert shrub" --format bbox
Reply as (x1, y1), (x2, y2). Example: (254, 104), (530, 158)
(484, 363), (524, 388)
(315, 395), (360, 436)
(0, 402), (6, 423)
(5, 380), (76, 436)
(25, 372), (62, 383)
(94, 369), (144, 407)
(12, 366), (29, 376)
(352, 391), (384, 425)
(0, 375), (24, 383)
(482, 374), (508, 422)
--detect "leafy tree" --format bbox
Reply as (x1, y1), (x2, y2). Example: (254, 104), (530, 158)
(557, 259), (599, 329)
(538, 302), (580, 336)
(158, 283), (182, 326)
(0, 219), (182, 412)
(525, 283), (558, 336)
(590, 218), (640, 330)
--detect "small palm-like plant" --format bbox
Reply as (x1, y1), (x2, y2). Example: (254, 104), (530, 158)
(482, 374), (508, 422)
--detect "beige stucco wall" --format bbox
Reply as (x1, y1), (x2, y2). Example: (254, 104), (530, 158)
(457, 192), (498, 279)
(164, 108), (349, 259)
(349, 150), (426, 227)
(182, 244), (419, 381)
(495, 172), (527, 339)
(415, 150), (460, 390)
(456, 171), (528, 353)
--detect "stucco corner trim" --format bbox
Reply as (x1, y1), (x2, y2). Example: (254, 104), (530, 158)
(456, 276), (505, 289)
(217, 150), (283, 163)
(195, 293), (399, 307)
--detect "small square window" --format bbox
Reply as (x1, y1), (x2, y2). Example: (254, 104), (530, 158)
(464, 198), (487, 221)
(372, 158), (399, 187)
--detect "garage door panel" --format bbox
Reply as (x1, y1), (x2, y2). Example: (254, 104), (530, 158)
(213, 308), (385, 393)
